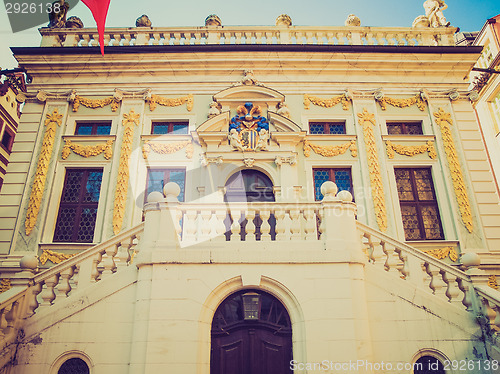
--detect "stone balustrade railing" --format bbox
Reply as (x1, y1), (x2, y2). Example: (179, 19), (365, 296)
(39, 25), (457, 48)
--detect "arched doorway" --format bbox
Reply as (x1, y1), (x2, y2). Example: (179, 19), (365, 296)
(224, 169), (275, 203)
(211, 290), (292, 374)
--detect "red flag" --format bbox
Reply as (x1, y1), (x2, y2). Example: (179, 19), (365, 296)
(81, 0), (111, 55)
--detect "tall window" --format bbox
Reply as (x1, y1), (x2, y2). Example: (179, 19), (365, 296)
(313, 168), (352, 200)
(309, 121), (346, 135)
(146, 169), (186, 201)
(53, 169), (103, 243)
(394, 168), (444, 241)
(75, 122), (111, 135)
(151, 121), (189, 135)
(386, 121), (423, 135)
(1, 126), (15, 153)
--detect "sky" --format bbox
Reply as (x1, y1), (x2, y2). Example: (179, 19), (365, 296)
(0, 0), (499, 69)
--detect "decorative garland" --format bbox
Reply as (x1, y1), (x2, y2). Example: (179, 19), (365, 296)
(113, 110), (140, 234)
(142, 140), (193, 159)
(39, 249), (76, 265)
(377, 93), (426, 111)
(62, 139), (114, 160)
(73, 95), (120, 112)
(147, 94), (194, 112)
(303, 94), (350, 111)
(385, 140), (437, 159)
(25, 109), (62, 236)
(488, 275), (499, 290)
(434, 108), (473, 233)
(358, 108), (387, 232)
(0, 279), (11, 293)
(303, 139), (357, 158)
(422, 246), (458, 262)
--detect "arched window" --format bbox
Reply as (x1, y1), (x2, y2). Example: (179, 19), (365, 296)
(58, 357), (90, 374)
(414, 355), (445, 374)
(225, 169), (275, 203)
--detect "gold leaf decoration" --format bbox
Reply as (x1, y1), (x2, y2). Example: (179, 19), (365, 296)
(25, 109), (63, 236)
(434, 108), (473, 233)
(62, 139), (114, 160)
(303, 140), (357, 158)
(39, 249), (76, 265)
(147, 94), (193, 112)
(142, 140), (193, 159)
(113, 109), (140, 234)
(423, 246), (458, 262)
(0, 279), (11, 293)
(303, 94), (350, 111)
(385, 140), (436, 159)
(358, 108), (387, 232)
(378, 93), (426, 111)
(488, 275), (499, 290)
(73, 95), (120, 112)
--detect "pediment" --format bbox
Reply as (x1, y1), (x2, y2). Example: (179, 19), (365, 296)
(213, 85), (284, 108)
(268, 112), (303, 132)
(196, 111), (230, 132)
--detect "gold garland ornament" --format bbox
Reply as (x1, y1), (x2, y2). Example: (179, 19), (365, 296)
(62, 139), (114, 160)
(377, 93), (426, 111)
(422, 246), (458, 262)
(488, 275), (499, 290)
(385, 140), (437, 159)
(147, 94), (194, 112)
(142, 140), (193, 159)
(303, 93), (350, 111)
(303, 139), (357, 158)
(113, 109), (140, 234)
(0, 279), (11, 293)
(434, 108), (473, 233)
(73, 95), (120, 112)
(25, 109), (63, 236)
(39, 249), (76, 265)
(358, 109), (387, 232)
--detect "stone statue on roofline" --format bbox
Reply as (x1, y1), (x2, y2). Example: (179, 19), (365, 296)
(413, 0), (450, 28)
(47, 0), (69, 28)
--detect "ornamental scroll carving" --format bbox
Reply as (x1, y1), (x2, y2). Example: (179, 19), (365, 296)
(113, 110), (140, 235)
(0, 279), (11, 293)
(72, 95), (120, 112)
(385, 140), (436, 159)
(434, 108), (473, 233)
(39, 249), (76, 265)
(142, 140), (193, 159)
(303, 140), (357, 158)
(147, 94), (194, 112)
(377, 93), (426, 111)
(358, 109), (387, 232)
(25, 109), (62, 236)
(62, 139), (114, 160)
(422, 246), (458, 262)
(303, 94), (350, 111)
(488, 275), (499, 290)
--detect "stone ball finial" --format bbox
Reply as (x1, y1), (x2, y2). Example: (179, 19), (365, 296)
(20, 254), (38, 270)
(163, 182), (181, 202)
(65, 16), (83, 28)
(275, 14), (292, 26)
(461, 252), (481, 268)
(320, 181), (338, 201)
(205, 14), (222, 26)
(345, 14), (361, 27)
(337, 190), (353, 202)
(412, 15), (430, 28)
(136, 14), (152, 27)
(147, 191), (164, 203)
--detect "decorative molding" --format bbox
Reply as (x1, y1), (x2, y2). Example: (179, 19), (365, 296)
(200, 155), (223, 166)
(113, 109), (140, 235)
(376, 93), (426, 111)
(434, 108), (473, 233)
(385, 140), (436, 159)
(72, 95), (120, 112)
(25, 109), (62, 236)
(243, 158), (255, 167)
(142, 140), (193, 159)
(422, 246), (458, 262)
(0, 279), (11, 293)
(62, 139), (113, 160)
(488, 275), (499, 290)
(358, 108), (387, 232)
(147, 93), (193, 112)
(303, 139), (357, 158)
(303, 93), (350, 110)
(275, 155), (297, 166)
(39, 249), (76, 265)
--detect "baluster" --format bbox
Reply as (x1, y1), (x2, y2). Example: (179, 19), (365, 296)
(383, 243), (398, 272)
(174, 208), (183, 241)
(40, 275), (58, 307)
(200, 210), (213, 241)
(193, 32), (201, 44)
(82, 34), (91, 47)
(213, 209), (227, 242)
(259, 208), (271, 241)
(274, 208), (286, 241)
(230, 209), (241, 241)
(55, 266), (74, 300)
(27, 283), (42, 316)
(337, 32), (346, 45)
(234, 32), (242, 44)
(91, 253), (103, 282)
(371, 239), (385, 266)
(173, 32), (182, 45)
(4, 301), (17, 337)
(245, 209), (256, 241)
(481, 299), (497, 330)
(424, 263), (445, 297)
(0, 306), (8, 339)
(442, 272), (459, 303)
(303, 208), (316, 240)
(184, 209), (198, 242)
(101, 244), (118, 277)
(116, 238), (133, 269)
(122, 33), (131, 46)
(396, 249), (409, 279)
(318, 209), (325, 241)
(457, 279), (473, 311)
(493, 305), (500, 331)
(289, 207), (301, 240)
(266, 32), (273, 44)
(255, 32), (263, 44)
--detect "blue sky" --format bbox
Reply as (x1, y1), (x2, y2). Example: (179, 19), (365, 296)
(0, 0), (498, 69)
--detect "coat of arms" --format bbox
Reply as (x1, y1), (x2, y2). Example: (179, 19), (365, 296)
(229, 102), (269, 151)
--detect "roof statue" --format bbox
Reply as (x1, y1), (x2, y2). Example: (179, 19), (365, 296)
(413, 0), (450, 28)
(47, 0), (70, 28)
(275, 14), (292, 26)
(205, 14), (222, 26)
(136, 15), (152, 27)
(65, 16), (83, 28)
(345, 14), (361, 27)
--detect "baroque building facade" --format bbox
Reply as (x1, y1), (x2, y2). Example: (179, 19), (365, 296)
(1, 9), (500, 374)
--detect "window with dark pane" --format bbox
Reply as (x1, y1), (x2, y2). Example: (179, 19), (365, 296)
(313, 168), (352, 201)
(309, 121), (346, 135)
(146, 169), (186, 201)
(75, 122), (111, 135)
(414, 356), (445, 374)
(1, 126), (15, 153)
(387, 122), (423, 135)
(58, 357), (90, 374)
(151, 121), (189, 135)
(53, 169), (103, 243)
(395, 168), (444, 241)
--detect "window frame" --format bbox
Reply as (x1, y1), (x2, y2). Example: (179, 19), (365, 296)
(308, 121), (346, 135)
(150, 121), (189, 135)
(145, 168), (187, 202)
(0, 124), (15, 153)
(386, 121), (424, 135)
(312, 167), (353, 201)
(74, 121), (112, 136)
